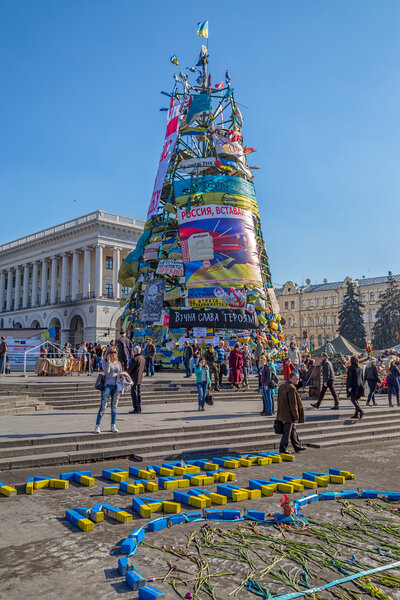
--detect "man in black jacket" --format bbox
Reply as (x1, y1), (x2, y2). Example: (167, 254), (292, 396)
(183, 341), (194, 377)
(311, 353), (339, 410)
(128, 346), (146, 413)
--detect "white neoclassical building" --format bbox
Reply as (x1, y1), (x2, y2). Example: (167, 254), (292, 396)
(0, 211), (144, 346)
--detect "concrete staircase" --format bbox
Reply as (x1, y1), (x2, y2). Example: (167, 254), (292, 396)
(0, 395), (48, 417)
(0, 406), (398, 471)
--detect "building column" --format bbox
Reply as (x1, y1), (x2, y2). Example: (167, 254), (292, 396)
(14, 266), (21, 311)
(50, 256), (58, 304)
(6, 270), (13, 311)
(40, 259), (48, 306)
(22, 264), (30, 309)
(83, 247), (91, 298)
(0, 271), (6, 313)
(31, 262), (39, 308)
(95, 244), (104, 297)
(60, 253), (70, 302)
(113, 246), (121, 299)
(71, 250), (80, 301)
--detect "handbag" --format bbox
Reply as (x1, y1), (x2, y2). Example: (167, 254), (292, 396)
(270, 372), (279, 388)
(274, 419), (284, 435)
(95, 373), (105, 391)
(205, 389), (214, 405)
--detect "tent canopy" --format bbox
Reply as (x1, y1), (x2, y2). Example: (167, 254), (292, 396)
(311, 335), (363, 357)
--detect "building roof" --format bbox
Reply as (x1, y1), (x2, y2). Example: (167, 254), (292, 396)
(276, 274), (400, 295)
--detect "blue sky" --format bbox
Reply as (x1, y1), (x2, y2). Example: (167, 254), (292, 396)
(1, 0), (399, 286)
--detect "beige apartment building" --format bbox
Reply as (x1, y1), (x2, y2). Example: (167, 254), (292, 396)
(276, 274), (400, 350)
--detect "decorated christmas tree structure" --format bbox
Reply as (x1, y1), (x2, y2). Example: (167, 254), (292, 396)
(118, 33), (285, 352)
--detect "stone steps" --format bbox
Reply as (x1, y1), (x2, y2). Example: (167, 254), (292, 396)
(0, 407), (398, 470)
(0, 395), (48, 417)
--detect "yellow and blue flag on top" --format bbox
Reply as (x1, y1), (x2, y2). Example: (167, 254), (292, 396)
(170, 55), (179, 66)
(197, 20), (208, 38)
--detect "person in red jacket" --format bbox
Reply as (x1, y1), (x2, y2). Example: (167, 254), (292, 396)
(282, 357), (295, 381)
(229, 342), (244, 390)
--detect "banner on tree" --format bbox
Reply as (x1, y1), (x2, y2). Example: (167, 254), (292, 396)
(178, 204), (262, 290)
(147, 97), (183, 218)
(169, 308), (259, 330)
(156, 259), (185, 277)
(174, 174), (256, 201)
(139, 280), (165, 323)
(188, 286), (246, 308)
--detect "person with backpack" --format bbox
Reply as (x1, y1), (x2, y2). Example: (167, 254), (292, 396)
(364, 357), (380, 406)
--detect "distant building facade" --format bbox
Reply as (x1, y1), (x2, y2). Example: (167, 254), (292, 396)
(277, 274), (400, 349)
(0, 211), (144, 346)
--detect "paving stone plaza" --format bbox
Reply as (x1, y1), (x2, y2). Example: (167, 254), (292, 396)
(0, 373), (399, 599)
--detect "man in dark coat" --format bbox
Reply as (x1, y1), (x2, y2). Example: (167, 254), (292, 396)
(277, 372), (306, 454)
(116, 331), (134, 370)
(183, 341), (194, 377)
(311, 352), (339, 410)
(145, 338), (156, 377)
(127, 346), (146, 413)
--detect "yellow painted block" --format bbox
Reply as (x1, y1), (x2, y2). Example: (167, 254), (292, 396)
(188, 496), (208, 508)
(232, 490), (248, 502)
(34, 480), (50, 489)
(25, 482), (33, 495)
(138, 469), (155, 480)
(80, 476), (95, 486)
(92, 512), (104, 522)
(290, 482), (304, 492)
(270, 455), (282, 463)
(300, 479), (317, 489)
(280, 453), (294, 462)
(177, 479), (190, 488)
(186, 466), (198, 474)
(245, 488), (261, 499)
(78, 518), (94, 532)
(0, 486), (17, 497)
(208, 492), (227, 505)
(330, 475), (345, 484)
(239, 459), (253, 467)
(339, 470), (354, 480)
(147, 501), (163, 511)
(256, 457), (271, 465)
(50, 479), (69, 489)
(224, 460), (240, 468)
(315, 477), (329, 487)
(163, 501), (181, 513)
(160, 467), (174, 476)
(124, 484), (140, 495)
(146, 481), (158, 492)
(217, 471), (237, 483)
(139, 504), (152, 518)
(204, 462), (219, 471)
(103, 486), (118, 495)
(116, 511), (133, 523)
(277, 483), (294, 493)
(164, 480), (179, 490)
(260, 485), (275, 496)
(110, 472), (128, 483)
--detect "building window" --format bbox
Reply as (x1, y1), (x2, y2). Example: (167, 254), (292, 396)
(326, 316), (331, 325)
(288, 317), (293, 327)
(332, 315), (337, 325)
(361, 293), (367, 302)
(284, 301), (289, 310)
(316, 298), (321, 307)
(105, 256), (113, 270)
(324, 297), (329, 306)
(332, 296), (338, 305)
(290, 301), (295, 309)
(371, 312), (376, 322)
(370, 292), (375, 302)
(309, 299), (314, 307)
(302, 300), (308, 308)
(105, 283), (113, 298)
(318, 335), (323, 346)
(363, 313), (368, 323)
(121, 286), (129, 296)
(308, 317), (314, 327)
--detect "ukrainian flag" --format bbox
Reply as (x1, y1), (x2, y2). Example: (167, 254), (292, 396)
(197, 20), (208, 38)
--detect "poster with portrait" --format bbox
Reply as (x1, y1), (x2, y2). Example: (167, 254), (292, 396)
(139, 280), (165, 323)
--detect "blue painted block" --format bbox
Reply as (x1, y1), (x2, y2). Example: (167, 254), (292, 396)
(204, 509), (223, 520)
(74, 506), (90, 517)
(329, 468), (342, 476)
(336, 490), (360, 499)
(248, 479), (271, 490)
(59, 472), (75, 481)
(147, 518), (168, 532)
(187, 488), (206, 497)
(34, 476), (49, 481)
(294, 498), (309, 507)
(126, 570), (146, 591)
(162, 462), (181, 468)
(184, 511), (203, 520)
(121, 537), (137, 554)
(129, 528), (145, 543)
(173, 491), (192, 503)
(65, 509), (81, 526)
(167, 514), (185, 525)
(212, 458), (227, 467)
(362, 490), (379, 498)
(383, 492), (400, 501)
(118, 557), (132, 576)
(222, 510), (241, 520)
(132, 497), (155, 512)
(247, 510), (265, 520)
(138, 585), (165, 599)
(304, 494), (319, 503)
(319, 492), (337, 501)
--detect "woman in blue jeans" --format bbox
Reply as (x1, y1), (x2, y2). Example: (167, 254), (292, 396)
(94, 349), (123, 433)
(260, 355), (273, 416)
(386, 358), (400, 407)
(194, 357), (211, 411)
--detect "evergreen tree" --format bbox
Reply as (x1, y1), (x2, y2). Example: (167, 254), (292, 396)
(373, 274), (400, 349)
(338, 281), (366, 348)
